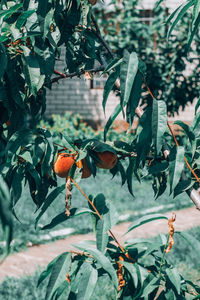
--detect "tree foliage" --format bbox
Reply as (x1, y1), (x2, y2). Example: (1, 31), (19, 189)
(95, 0), (200, 115)
(0, 0), (200, 299)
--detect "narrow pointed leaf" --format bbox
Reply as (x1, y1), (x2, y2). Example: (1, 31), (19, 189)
(152, 99), (167, 155)
(0, 175), (12, 260)
(188, 12), (200, 50)
(101, 58), (123, 75)
(126, 72), (142, 127)
(126, 214), (168, 234)
(167, 0), (195, 40)
(74, 244), (118, 289)
(77, 264), (98, 300)
(169, 146), (185, 194)
(166, 268), (181, 295)
(42, 207), (93, 230)
(120, 50), (138, 106)
(35, 184), (65, 228)
(37, 252), (68, 287)
(103, 68), (120, 114)
(195, 96), (200, 115)
(0, 42), (7, 78)
(104, 103), (122, 140)
(175, 231), (200, 259)
(46, 253), (72, 300)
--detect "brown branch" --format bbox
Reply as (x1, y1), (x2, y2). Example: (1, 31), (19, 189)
(49, 66), (105, 85)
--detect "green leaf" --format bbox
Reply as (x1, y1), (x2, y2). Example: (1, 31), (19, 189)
(74, 244), (118, 289)
(121, 261), (140, 288)
(51, 280), (70, 300)
(169, 146), (185, 194)
(104, 103), (122, 141)
(174, 120), (195, 154)
(76, 264), (98, 300)
(174, 179), (192, 198)
(5, 128), (33, 159)
(188, 12), (200, 50)
(0, 42), (7, 79)
(166, 268), (181, 295)
(152, 99), (167, 155)
(167, 0), (195, 40)
(0, 175), (12, 260)
(141, 277), (160, 298)
(22, 46), (45, 96)
(19, 151), (33, 164)
(136, 107), (152, 165)
(126, 214), (168, 234)
(191, 0), (200, 30)
(103, 68), (120, 114)
(175, 231), (200, 259)
(89, 194), (114, 252)
(148, 162), (169, 175)
(37, 252), (68, 287)
(16, 10), (35, 29)
(35, 184), (65, 228)
(126, 72), (143, 127)
(195, 96), (200, 115)
(126, 158), (135, 196)
(120, 50), (138, 107)
(46, 252), (71, 300)
(41, 207), (94, 230)
(101, 58), (123, 74)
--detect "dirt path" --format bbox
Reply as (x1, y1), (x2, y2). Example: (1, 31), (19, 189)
(1, 206), (200, 282)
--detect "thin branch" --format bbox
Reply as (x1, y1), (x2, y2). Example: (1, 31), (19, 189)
(49, 66), (105, 85)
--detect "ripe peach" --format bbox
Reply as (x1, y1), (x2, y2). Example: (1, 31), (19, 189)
(97, 151), (117, 169)
(90, 0), (97, 5)
(6, 119), (11, 126)
(54, 153), (75, 178)
(76, 159), (92, 179)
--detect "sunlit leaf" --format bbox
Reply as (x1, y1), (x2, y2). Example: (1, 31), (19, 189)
(152, 99), (167, 155)
(169, 146), (185, 194)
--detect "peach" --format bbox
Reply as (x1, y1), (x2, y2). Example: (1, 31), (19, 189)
(54, 153), (75, 178)
(76, 159), (92, 178)
(97, 151), (117, 169)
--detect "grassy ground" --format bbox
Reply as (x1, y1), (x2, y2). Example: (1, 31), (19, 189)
(0, 170), (191, 254)
(0, 226), (199, 300)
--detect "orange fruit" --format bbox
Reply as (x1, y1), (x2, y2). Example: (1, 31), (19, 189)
(76, 158), (92, 179)
(54, 153), (75, 178)
(97, 151), (117, 169)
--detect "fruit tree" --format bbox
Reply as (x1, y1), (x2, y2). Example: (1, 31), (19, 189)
(0, 0), (200, 299)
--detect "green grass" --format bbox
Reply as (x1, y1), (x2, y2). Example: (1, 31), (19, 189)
(0, 226), (199, 300)
(0, 170), (191, 254)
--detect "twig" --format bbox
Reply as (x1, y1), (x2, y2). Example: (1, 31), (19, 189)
(65, 177), (71, 216)
(49, 66), (105, 85)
